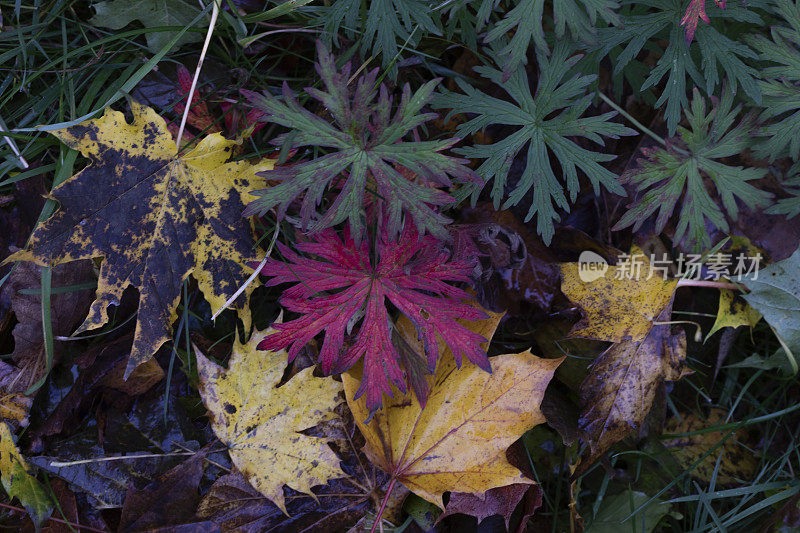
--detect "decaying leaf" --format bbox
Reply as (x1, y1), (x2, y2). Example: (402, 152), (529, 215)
(707, 289), (761, 339)
(579, 305), (687, 465)
(0, 361), (33, 429)
(196, 326), (345, 514)
(560, 250), (688, 467)
(560, 248), (678, 342)
(6, 101), (273, 377)
(343, 302), (563, 508)
(118, 451), (208, 532)
(3, 260), (94, 389)
(438, 483), (543, 531)
(663, 408), (757, 484)
(0, 422), (53, 529)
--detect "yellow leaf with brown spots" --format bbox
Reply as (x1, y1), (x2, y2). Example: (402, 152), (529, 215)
(560, 247), (678, 342)
(5, 101), (273, 376)
(343, 302), (563, 508)
(663, 408), (757, 484)
(195, 326), (345, 515)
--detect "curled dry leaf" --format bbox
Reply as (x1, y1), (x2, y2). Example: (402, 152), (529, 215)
(663, 408), (757, 484)
(6, 101), (274, 377)
(195, 326), (345, 514)
(343, 301), (563, 508)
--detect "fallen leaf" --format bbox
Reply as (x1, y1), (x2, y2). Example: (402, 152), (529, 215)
(585, 491), (671, 533)
(6, 101), (273, 376)
(343, 302), (563, 508)
(90, 0), (207, 53)
(196, 326), (345, 514)
(662, 408), (757, 484)
(0, 361), (33, 428)
(559, 247), (678, 342)
(438, 483), (543, 531)
(744, 249), (800, 362)
(706, 289), (761, 340)
(0, 422), (53, 529)
(40, 479), (78, 533)
(3, 260), (94, 389)
(579, 305), (687, 465)
(118, 451), (206, 532)
(255, 221), (488, 415)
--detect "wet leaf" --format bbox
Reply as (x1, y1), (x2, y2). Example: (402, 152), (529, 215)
(579, 305), (687, 466)
(3, 260), (94, 389)
(118, 451), (207, 532)
(0, 361), (33, 428)
(744, 249), (800, 364)
(663, 408), (757, 484)
(706, 289), (761, 339)
(438, 483), (543, 531)
(586, 491), (671, 533)
(343, 302), (563, 508)
(6, 101), (273, 376)
(196, 326), (345, 514)
(559, 248), (678, 342)
(0, 423), (53, 529)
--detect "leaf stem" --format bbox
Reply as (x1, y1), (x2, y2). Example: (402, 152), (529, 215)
(370, 477), (397, 533)
(175, 0), (221, 152)
(676, 278), (744, 291)
(0, 502), (105, 533)
(597, 91), (668, 148)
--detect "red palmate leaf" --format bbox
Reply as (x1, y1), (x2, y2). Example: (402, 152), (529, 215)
(680, 0), (727, 43)
(257, 222), (491, 415)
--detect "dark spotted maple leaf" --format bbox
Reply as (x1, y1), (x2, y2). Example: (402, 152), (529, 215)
(256, 222), (490, 415)
(5, 101), (274, 376)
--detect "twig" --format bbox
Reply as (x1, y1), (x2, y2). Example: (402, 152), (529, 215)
(175, 0), (221, 152)
(211, 221), (280, 320)
(676, 278), (743, 291)
(0, 502), (107, 532)
(49, 452), (194, 467)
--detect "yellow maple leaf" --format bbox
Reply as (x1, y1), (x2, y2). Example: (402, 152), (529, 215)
(6, 101), (274, 376)
(560, 247), (678, 342)
(195, 326), (345, 514)
(343, 303), (563, 508)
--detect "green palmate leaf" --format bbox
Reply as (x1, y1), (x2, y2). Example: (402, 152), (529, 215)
(599, 0), (763, 135)
(434, 41), (635, 244)
(90, 0), (207, 53)
(317, 0), (441, 77)
(769, 162), (800, 217)
(242, 41), (479, 241)
(747, 0), (800, 161)
(484, 0), (621, 77)
(613, 88), (772, 251)
(744, 249), (800, 368)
